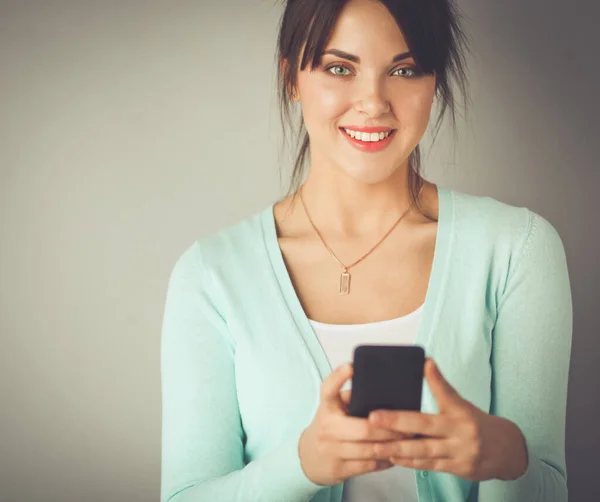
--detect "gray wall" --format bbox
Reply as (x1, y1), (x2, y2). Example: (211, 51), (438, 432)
(0, 1), (597, 501)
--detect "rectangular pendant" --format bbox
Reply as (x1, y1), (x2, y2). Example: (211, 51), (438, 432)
(340, 272), (351, 295)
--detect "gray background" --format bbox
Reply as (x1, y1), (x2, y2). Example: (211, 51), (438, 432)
(0, 1), (598, 501)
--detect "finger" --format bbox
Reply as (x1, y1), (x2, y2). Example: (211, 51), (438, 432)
(425, 359), (463, 412)
(375, 459), (394, 471)
(330, 415), (413, 442)
(340, 389), (351, 407)
(340, 389), (352, 413)
(335, 441), (379, 460)
(369, 410), (453, 438)
(388, 457), (456, 476)
(321, 363), (353, 409)
(373, 437), (455, 460)
(335, 440), (416, 461)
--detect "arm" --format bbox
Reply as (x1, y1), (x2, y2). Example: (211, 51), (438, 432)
(479, 211), (573, 501)
(160, 242), (324, 502)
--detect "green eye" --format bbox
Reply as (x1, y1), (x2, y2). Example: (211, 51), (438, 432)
(327, 65), (352, 77)
(326, 65), (420, 78)
(393, 67), (417, 78)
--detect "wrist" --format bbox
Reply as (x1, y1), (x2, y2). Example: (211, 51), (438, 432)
(496, 419), (529, 481)
(298, 428), (318, 484)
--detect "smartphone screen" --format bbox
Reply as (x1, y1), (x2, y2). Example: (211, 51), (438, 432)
(347, 344), (425, 418)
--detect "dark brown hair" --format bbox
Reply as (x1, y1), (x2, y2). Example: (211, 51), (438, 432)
(274, 0), (472, 218)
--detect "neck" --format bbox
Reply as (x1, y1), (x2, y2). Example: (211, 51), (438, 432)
(298, 163), (418, 239)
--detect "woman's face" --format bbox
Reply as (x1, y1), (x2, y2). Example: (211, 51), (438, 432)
(292, 0), (437, 185)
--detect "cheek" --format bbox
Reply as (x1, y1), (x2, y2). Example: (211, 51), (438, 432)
(301, 81), (349, 127)
(395, 90), (434, 125)
(399, 90), (433, 118)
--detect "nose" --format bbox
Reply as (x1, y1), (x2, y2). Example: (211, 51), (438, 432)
(354, 79), (391, 118)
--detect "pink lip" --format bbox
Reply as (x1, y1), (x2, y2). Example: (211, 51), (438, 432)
(340, 125), (395, 133)
(340, 127), (396, 153)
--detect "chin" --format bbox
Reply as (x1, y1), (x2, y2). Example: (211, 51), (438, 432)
(341, 164), (400, 185)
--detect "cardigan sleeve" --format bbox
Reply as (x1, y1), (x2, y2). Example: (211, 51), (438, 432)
(160, 242), (324, 502)
(478, 210), (572, 501)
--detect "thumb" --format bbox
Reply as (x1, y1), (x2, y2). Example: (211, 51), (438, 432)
(321, 363), (353, 409)
(340, 389), (352, 407)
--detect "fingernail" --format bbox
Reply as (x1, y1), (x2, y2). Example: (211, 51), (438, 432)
(369, 412), (382, 423)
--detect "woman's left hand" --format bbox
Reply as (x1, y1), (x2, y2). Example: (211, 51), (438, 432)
(367, 358), (529, 482)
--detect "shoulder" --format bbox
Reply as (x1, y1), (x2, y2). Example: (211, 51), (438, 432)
(167, 203), (273, 282)
(442, 188), (569, 311)
(447, 187), (564, 255)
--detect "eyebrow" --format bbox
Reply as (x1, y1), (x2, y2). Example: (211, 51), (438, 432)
(322, 48), (413, 64)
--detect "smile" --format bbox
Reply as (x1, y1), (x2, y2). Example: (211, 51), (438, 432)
(339, 127), (397, 152)
(342, 128), (393, 142)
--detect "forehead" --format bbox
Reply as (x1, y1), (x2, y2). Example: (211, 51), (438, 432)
(325, 0), (409, 54)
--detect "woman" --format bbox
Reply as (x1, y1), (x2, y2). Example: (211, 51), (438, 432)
(160, 0), (572, 501)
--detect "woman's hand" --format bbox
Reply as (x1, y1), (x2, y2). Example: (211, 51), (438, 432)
(367, 358), (530, 482)
(298, 363), (412, 486)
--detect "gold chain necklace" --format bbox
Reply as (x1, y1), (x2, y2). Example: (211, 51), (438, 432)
(299, 184), (422, 295)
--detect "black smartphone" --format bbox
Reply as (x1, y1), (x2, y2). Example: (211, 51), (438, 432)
(347, 344), (425, 418)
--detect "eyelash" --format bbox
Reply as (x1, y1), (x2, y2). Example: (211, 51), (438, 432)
(324, 64), (421, 79)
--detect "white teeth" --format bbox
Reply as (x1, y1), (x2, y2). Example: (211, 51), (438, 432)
(343, 128), (392, 142)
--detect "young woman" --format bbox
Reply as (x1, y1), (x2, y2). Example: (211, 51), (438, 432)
(160, 1), (572, 501)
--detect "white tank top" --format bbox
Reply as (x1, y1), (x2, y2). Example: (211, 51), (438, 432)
(308, 304), (424, 502)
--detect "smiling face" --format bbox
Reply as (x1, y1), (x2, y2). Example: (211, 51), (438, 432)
(292, 0), (437, 185)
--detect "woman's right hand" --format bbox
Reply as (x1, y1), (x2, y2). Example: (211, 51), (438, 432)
(298, 362), (412, 486)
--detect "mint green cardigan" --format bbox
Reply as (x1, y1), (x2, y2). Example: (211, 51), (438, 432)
(160, 186), (572, 502)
